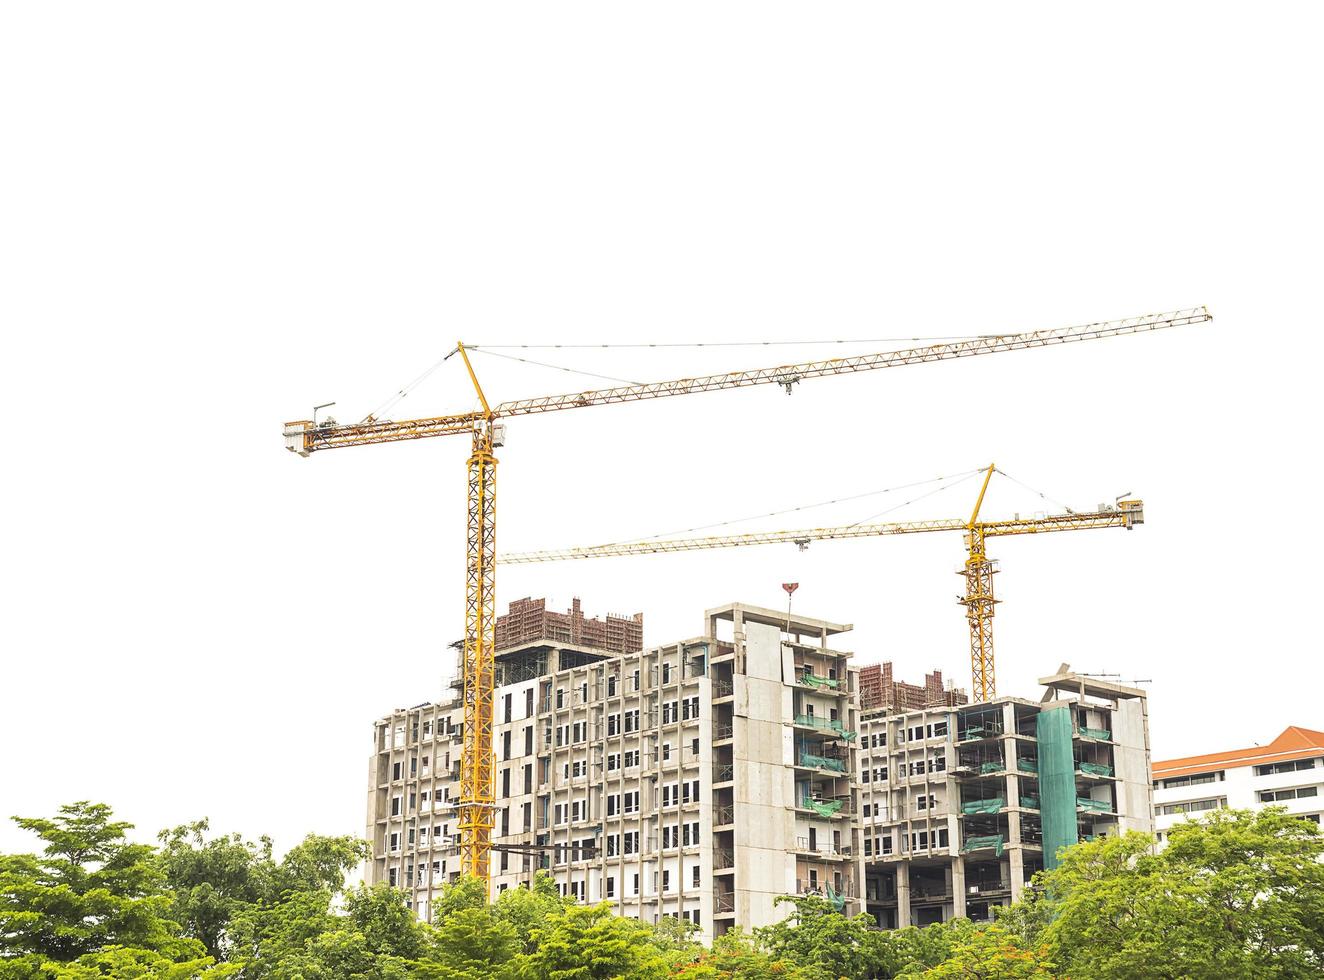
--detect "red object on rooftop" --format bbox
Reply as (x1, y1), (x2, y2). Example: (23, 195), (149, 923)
(782, 583), (799, 596)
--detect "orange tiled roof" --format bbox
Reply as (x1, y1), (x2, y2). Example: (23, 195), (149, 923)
(1154, 726), (1324, 779)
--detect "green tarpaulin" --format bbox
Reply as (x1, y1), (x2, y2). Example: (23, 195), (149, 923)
(801, 672), (840, 689)
(1016, 758), (1039, 773)
(1078, 762), (1114, 777)
(961, 798), (1005, 815)
(800, 752), (846, 773)
(1020, 796), (1040, 809)
(802, 797), (843, 817)
(979, 761), (1005, 775)
(824, 884), (846, 912)
(1077, 726), (1111, 741)
(1038, 705), (1078, 870)
(1076, 797), (1112, 813)
(962, 834), (1005, 857)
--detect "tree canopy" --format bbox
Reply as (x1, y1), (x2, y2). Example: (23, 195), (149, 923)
(2, 802), (1321, 979)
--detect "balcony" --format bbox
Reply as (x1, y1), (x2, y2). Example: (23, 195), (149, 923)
(713, 679), (734, 699)
(799, 797), (851, 819)
(961, 834), (1006, 857)
(1075, 726), (1112, 742)
(714, 804), (735, 827)
(715, 892), (735, 914)
(797, 751), (848, 774)
(713, 848), (734, 870)
(714, 764), (734, 784)
(713, 722), (734, 741)
(960, 797), (1005, 816)
(793, 715), (857, 742)
(794, 837), (853, 859)
(794, 879), (854, 911)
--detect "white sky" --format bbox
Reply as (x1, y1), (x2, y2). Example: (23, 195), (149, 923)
(2, 3), (1321, 854)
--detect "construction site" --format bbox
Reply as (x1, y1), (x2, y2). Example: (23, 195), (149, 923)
(365, 595), (1155, 939)
(286, 309), (1218, 935)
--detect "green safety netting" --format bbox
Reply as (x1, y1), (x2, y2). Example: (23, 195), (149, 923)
(801, 672), (840, 689)
(1017, 758), (1039, 773)
(962, 834), (1005, 857)
(1077, 762), (1114, 777)
(824, 884), (846, 912)
(802, 797), (843, 817)
(962, 726), (1001, 741)
(979, 761), (1005, 775)
(830, 720), (858, 742)
(1037, 705), (1078, 870)
(1020, 796), (1040, 810)
(1076, 797), (1112, 813)
(961, 798), (1004, 815)
(800, 752), (846, 773)
(1077, 727), (1111, 741)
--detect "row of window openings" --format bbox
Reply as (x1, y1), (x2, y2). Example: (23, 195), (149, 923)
(858, 722), (949, 751)
(1155, 757), (1320, 791)
(537, 661), (695, 716)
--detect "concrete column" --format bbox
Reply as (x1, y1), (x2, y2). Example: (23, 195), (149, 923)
(950, 856), (966, 919)
(896, 862), (911, 927)
(1008, 847), (1025, 902)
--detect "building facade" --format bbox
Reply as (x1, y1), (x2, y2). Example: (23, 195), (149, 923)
(1152, 726), (1324, 844)
(366, 600), (865, 941)
(366, 601), (1154, 937)
(858, 669), (1153, 928)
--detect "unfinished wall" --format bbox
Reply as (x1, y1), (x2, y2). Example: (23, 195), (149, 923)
(495, 597), (644, 654)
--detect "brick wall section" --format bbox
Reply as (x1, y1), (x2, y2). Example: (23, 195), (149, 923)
(859, 662), (969, 711)
(495, 597), (644, 654)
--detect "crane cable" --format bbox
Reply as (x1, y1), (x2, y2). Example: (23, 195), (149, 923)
(993, 468), (1077, 515)
(468, 334), (1007, 350)
(467, 347), (644, 386)
(568, 467), (990, 550)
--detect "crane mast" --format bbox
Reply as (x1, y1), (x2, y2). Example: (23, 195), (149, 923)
(283, 308), (1205, 886)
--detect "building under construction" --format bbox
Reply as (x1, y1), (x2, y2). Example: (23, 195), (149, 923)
(365, 597), (1153, 937)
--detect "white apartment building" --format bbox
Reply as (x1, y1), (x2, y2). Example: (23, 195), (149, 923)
(1153, 726), (1324, 844)
(366, 599), (864, 941)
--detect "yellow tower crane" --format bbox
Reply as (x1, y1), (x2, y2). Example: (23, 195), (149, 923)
(282, 307), (1208, 884)
(501, 463), (1144, 702)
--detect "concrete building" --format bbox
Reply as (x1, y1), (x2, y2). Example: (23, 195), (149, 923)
(365, 601), (1154, 937)
(366, 598), (864, 941)
(858, 668), (1153, 928)
(1153, 726), (1324, 843)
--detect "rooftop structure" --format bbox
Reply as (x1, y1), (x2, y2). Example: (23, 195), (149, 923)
(858, 662), (969, 712)
(496, 596), (643, 654)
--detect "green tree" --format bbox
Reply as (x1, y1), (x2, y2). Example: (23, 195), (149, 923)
(0, 803), (205, 968)
(155, 820), (279, 959)
(671, 928), (803, 978)
(754, 896), (897, 979)
(1018, 809), (1324, 979)
(521, 903), (669, 979)
(905, 924), (1054, 979)
(491, 874), (570, 955)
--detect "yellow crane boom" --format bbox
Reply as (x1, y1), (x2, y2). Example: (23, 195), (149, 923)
(500, 464), (1145, 703)
(283, 308), (1206, 885)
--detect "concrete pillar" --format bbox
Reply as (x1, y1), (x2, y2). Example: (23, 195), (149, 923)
(950, 856), (966, 919)
(1008, 847), (1025, 902)
(896, 862), (912, 927)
